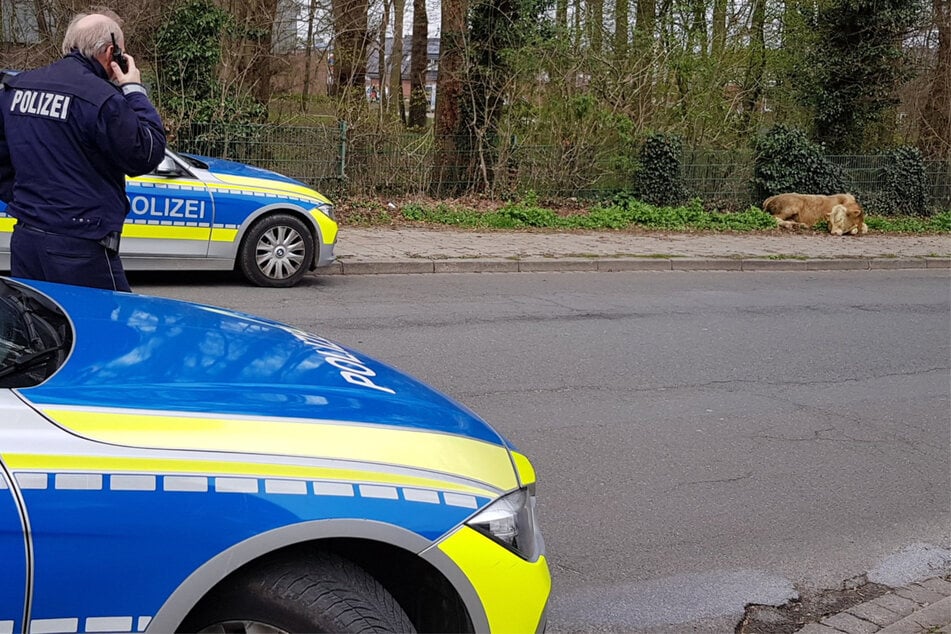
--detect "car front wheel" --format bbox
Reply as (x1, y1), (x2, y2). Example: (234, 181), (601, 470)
(179, 552), (416, 634)
(239, 214), (315, 288)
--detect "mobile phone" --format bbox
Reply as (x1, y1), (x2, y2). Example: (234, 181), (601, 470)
(110, 33), (128, 73)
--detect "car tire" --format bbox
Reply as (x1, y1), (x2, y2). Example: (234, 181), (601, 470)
(238, 213), (314, 288)
(179, 552), (416, 634)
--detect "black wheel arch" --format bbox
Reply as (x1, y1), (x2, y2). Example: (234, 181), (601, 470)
(176, 539), (474, 634)
(149, 521), (479, 634)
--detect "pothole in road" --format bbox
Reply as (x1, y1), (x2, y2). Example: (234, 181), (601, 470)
(735, 575), (890, 634)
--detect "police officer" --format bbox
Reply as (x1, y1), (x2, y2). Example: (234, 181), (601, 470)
(0, 10), (166, 292)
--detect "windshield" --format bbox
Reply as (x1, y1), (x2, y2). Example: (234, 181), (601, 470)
(0, 279), (72, 388)
(176, 151), (209, 170)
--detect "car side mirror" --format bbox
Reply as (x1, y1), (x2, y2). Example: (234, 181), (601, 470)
(153, 156), (181, 177)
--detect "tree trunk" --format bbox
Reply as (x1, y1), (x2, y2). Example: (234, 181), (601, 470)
(556, 0), (568, 31)
(33, 0), (51, 43)
(690, 0), (708, 57)
(742, 0), (766, 128)
(922, 0), (950, 158)
(331, 0), (370, 99)
(633, 0), (657, 123)
(224, 0), (279, 107)
(573, 0), (583, 49)
(634, 0), (656, 48)
(431, 0), (466, 195)
(301, 0), (318, 111)
(407, 0), (429, 127)
(389, 0), (407, 123)
(712, 0), (726, 57)
(378, 0), (389, 116)
(615, 0), (629, 62)
(589, 0), (604, 55)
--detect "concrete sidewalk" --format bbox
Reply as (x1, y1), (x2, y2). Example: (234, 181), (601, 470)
(798, 578), (951, 634)
(321, 227), (951, 275)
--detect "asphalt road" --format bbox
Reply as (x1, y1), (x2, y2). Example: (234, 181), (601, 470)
(132, 269), (951, 632)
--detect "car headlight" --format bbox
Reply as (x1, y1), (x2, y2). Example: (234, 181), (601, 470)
(467, 486), (542, 561)
(314, 203), (335, 221)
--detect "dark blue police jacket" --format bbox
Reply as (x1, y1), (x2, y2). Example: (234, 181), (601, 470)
(0, 52), (166, 240)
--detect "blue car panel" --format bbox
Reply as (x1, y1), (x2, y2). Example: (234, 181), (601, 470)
(0, 277), (551, 634)
(19, 281), (501, 444)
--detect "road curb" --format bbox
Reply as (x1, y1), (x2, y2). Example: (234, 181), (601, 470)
(317, 257), (949, 276)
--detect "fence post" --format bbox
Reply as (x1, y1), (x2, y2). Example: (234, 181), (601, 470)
(338, 120), (348, 181)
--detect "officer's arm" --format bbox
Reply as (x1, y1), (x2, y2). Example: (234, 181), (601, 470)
(96, 89), (167, 177)
(0, 114), (12, 204)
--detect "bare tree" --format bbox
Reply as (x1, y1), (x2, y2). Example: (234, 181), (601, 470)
(1, 0), (166, 69)
(431, 0), (466, 194)
(377, 0), (390, 119)
(689, 0), (708, 57)
(556, 0), (568, 31)
(222, 0), (280, 106)
(589, 0), (604, 54)
(572, 0), (582, 46)
(634, 0), (656, 51)
(407, 0), (428, 127)
(389, 0), (407, 123)
(302, 0), (319, 111)
(712, 0), (727, 57)
(32, 0), (51, 42)
(742, 0), (766, 128)
(332, 0), (370, 99)
(922, 0), (950, 157)
(633, 0), (657, 121)
(614, 0), (629, 62)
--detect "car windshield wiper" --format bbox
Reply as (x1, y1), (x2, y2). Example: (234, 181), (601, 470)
(0, 341), (70, 379)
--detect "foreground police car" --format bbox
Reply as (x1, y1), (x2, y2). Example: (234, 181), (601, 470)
(0, 277), (549, 633)
(0, 149), (338, 288)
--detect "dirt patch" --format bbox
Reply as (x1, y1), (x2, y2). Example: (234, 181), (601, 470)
(736, 576), (891, 634)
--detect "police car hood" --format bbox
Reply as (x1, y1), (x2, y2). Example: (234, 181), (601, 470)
(17, 281), (512, 459)
(188, 154), (319, 191)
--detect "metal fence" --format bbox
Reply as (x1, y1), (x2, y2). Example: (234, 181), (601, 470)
(175, 122), (951, 209)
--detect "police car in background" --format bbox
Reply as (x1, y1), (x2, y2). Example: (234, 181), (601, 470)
(0, 276), (551, 633)
(0, 148), (338, 287)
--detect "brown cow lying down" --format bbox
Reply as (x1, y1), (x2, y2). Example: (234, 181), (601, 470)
(762, 193), (868, 236)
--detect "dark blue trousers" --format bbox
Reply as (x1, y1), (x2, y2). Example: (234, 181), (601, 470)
(10, 223), (131, 292)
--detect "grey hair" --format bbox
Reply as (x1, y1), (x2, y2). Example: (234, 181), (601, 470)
(61, 12), (124, 58)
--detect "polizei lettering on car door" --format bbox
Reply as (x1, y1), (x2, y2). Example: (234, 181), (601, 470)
(129, 196), (207, 219)
(301, 334), (396, 395)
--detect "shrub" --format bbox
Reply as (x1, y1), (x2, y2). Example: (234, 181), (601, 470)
(751, 125), (847, 203)
(865, 147), (930, 217)
(635, 134), (689, 207)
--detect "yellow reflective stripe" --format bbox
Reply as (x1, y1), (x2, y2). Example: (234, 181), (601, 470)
(213, 174), (333, 205)
(122, 224), (211, 240)
(0, 217), (15, 233)
(39, 409), (518, 492)
(210, 228), (239, 242)
(310, 208), (338, 244)
(130, 175), (201, 187)
(129, 174), (331, 206)
(438, 526), (550, 632)
(1, 453), (497, 497)
(512, 451), (536, 487)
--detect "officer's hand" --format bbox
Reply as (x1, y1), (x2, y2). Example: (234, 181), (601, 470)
(111, 52), (142, 86)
